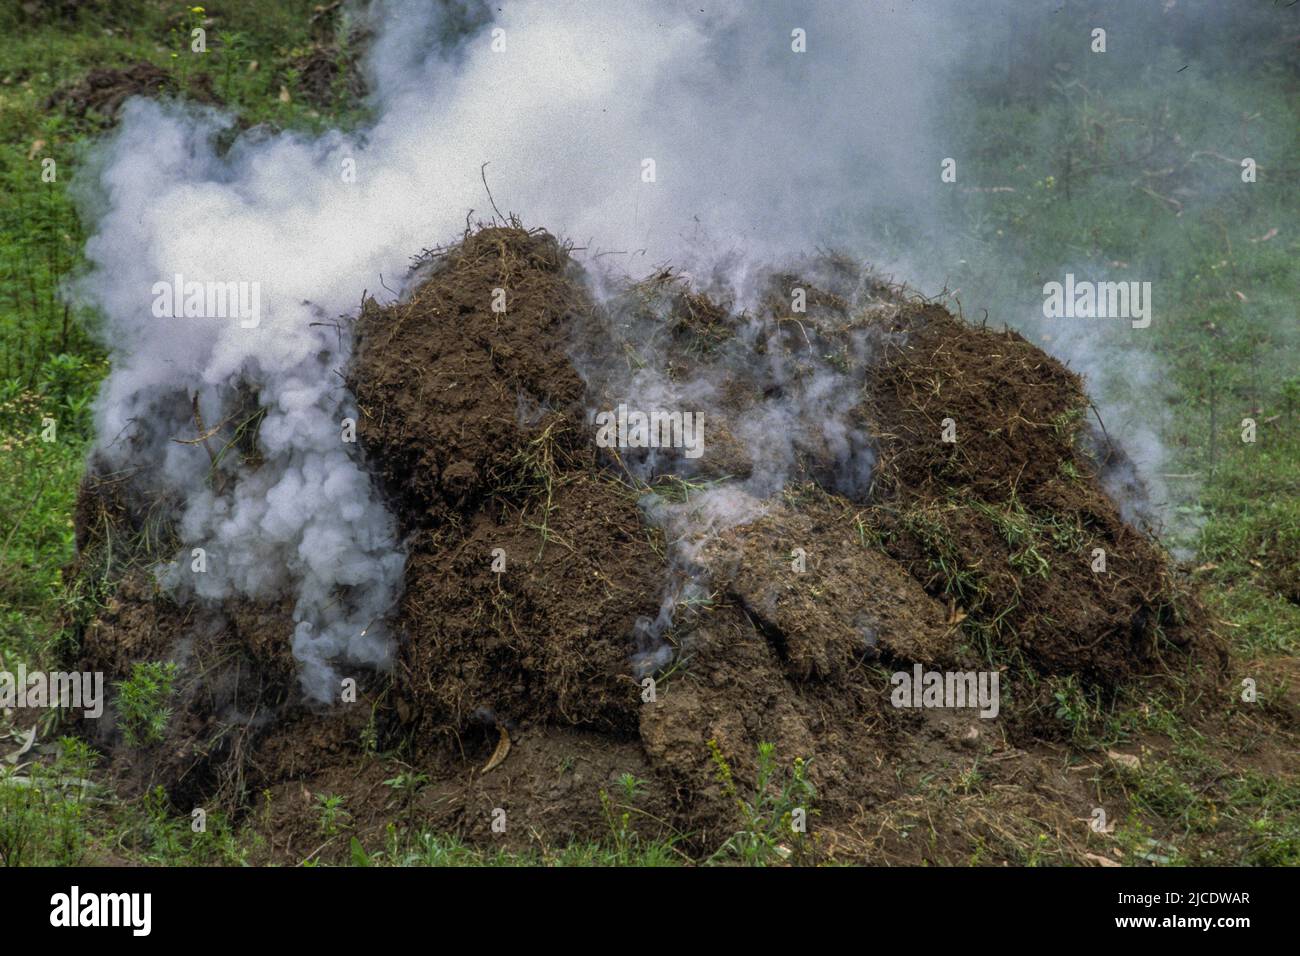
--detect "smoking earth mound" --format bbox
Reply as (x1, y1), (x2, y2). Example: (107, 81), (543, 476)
(67, 225), (1227, 858)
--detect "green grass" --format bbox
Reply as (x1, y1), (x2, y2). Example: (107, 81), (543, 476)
(0, 737), (97, 866)
(1194, 427), (1300, 657)
(0, 386), (90, 674)
(347, 830), (685, 868)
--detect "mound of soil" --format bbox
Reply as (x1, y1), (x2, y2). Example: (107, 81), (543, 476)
(348, 229), (668, 738)
(10, 0), (120, 25)
(289, 38), (368, 109)
(46, 62), (222, 123)
(858, 305), (1225, 687)
(349, 229), (591, 528)
(65, 223), (1228, 861)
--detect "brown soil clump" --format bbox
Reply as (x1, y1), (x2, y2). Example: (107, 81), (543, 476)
(350, 227), (669, 740)
(289, 42), (368, 109)
(46, 62), (223, 124)
(857, 304), (1226, 691)
(349, 228), (591, 529)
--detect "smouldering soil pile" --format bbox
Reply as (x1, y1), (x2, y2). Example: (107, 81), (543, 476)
(67, 224), (1227, 859)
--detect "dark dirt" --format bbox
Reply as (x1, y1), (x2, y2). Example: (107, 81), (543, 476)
(9, 0), (119, 25)
(349, 227), (668, 741)
(288, 41), (368, 110)
(66, 223), (1237, 863)
(290, 0), (373, 110)
(857, 304), (1227, 691)
(45, 62), (223, 124)
(349, 228), (591, 530)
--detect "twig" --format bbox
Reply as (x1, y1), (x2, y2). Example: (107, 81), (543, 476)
(481, 162), (505, 223)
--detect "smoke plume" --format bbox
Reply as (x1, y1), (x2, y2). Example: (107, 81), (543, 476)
(74, 0), (1257, 696)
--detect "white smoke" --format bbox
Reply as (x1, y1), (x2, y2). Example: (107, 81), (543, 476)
(74, 102), (406, 700)
(75, 1), (1189, 697)
(72, 1), (962, 700)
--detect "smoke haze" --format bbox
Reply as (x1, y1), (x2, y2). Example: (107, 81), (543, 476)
(73, 0), (1282, 696)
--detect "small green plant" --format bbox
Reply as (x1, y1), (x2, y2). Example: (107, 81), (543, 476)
(142, 785), (182, 859)
(56, 735), (99, 780)
(598, 773), (651, 862)
(618, 772), (644, 801)
(707, 739), (817, 865)
(349, 836), (372, 866)
(1050, 675), (1099, 742)
(359, 704), (380, 755)
(115, 661), (178, 746)
(956, 761), (984, 795)
(382, 770), (428, 797)
(1023, 832), (1051, 867)
(316, 793), (351, 836)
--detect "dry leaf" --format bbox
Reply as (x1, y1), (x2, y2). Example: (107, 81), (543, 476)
(945, 599), (967, 625)
(1107, 750), (1141, 771)
(4, 727), (36, 764)
(1085, 852), (1121, 867)
(481, 724), (511, 774)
